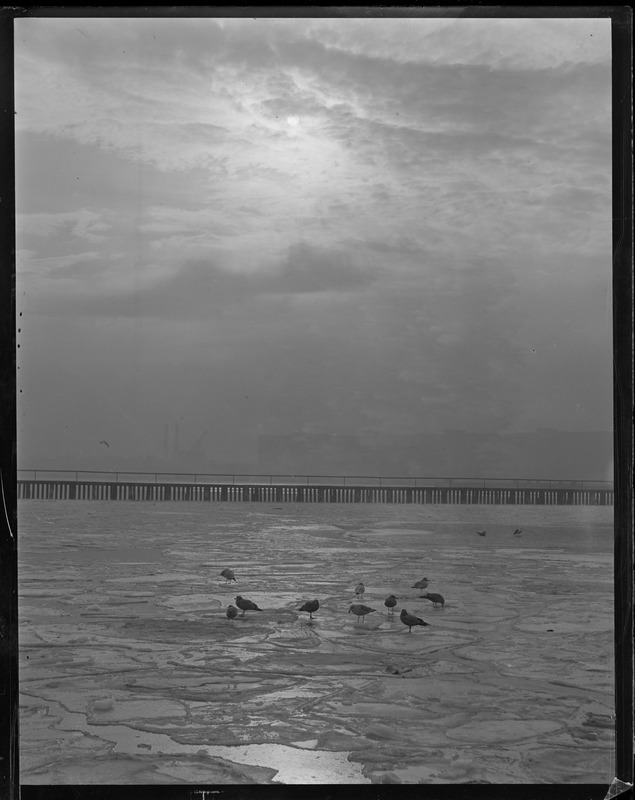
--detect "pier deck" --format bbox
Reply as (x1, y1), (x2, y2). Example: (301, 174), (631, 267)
(17, 473), (614, 506)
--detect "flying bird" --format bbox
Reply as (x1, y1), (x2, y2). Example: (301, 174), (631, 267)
(354, 582), (365, 597)
(226, 604), (238, 621)
(411, 578), (429, 590)
(99, 440), (110, 448)
(476, 530), (487, 537)
(400, 609), (430, 632)
(514, 528), (523, 536)
(420, 592), (445, 608)
(235, 596), (263, 616)
(220, 568), (236, 584)
(299, 599), (320, 620)
(348, 604), (376, 622)
(384, 595), (398, 613)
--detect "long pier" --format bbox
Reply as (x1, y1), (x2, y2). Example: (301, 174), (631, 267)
(17, 473), (614, 506)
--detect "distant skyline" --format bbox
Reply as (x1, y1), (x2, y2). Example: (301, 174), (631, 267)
(23, 428), (613, 484)
(15, 14), (613, 471)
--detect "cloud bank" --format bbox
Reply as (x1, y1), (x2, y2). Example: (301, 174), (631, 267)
(14, 15), (613, 469)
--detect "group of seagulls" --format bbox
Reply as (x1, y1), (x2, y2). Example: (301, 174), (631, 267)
(476, 528), (524, 537)
(220, 570), (446, 634)
(221, 570), (266, 620)
(226, 596), (264, 619)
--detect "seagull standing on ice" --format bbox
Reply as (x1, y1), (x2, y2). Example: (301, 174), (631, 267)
(384, 595), (398, 613)
(354, 582), (365, 598)
(299, 599), (320, 620)
(235, 596), (263, 616)
(411, 578), (429, 590)
(348, 604), (376, 622)
(220, 568), (236, 584)
(400, 609), (430, 632)
(226, 604), (238, 621)
(420, 592), (445, 608)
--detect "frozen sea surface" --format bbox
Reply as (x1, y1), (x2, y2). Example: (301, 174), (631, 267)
(18, 500), (615, 785)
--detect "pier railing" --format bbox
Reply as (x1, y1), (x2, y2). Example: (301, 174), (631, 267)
(16, 470), (614, 506)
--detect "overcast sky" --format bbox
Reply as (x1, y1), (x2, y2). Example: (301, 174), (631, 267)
(14, 14), (613, 466)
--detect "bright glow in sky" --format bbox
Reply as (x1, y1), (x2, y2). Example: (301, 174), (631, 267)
(14, 14), (613, 468)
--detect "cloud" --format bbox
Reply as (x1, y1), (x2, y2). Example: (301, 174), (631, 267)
(14, 17), (611, 273)
(15, 18), (609, 179)
(18, 250), (101, 274)
(16, 210), (111, 241)
(274, 243), (376, 293)
(29, 241), (380, 319)
(301, 18), (610, 69)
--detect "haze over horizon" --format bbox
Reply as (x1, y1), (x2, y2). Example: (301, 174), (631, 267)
(15, 15), (613, 476)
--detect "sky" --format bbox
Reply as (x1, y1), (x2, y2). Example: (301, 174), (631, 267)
(14, 13), (614, 470)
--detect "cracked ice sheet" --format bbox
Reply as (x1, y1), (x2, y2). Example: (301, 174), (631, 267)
(18, 500), (614, 784)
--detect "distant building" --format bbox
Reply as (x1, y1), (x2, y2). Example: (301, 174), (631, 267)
(256, 430), (613, 481)
(257, 433), (368, 476)
(19, 428), (613, 482)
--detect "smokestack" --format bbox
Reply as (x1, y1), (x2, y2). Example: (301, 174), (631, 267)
(174, 422), (180, 459)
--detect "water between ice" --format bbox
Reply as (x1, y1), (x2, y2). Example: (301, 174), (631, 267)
(49, 700), (368, 783)
(200, 743), (367, 783)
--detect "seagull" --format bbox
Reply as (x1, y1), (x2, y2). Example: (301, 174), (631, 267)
(235, 596), (263, 616)
(299, 599), (319, 620)
(420, 592), (445, 608)
(411, 578), (429, 590)
(348, 604), (376, 622)
(220, 568), (237, 584)
(226, 604), (238, 621)
(354, 582), (365, 598)
(385, 664), (412, 676)
(476, 530), (487, 537)
(384, 595), (398, 613)
(514, 528), (523, 536)
(99, 440), (110, 448)
(400, 609), (430, 632)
